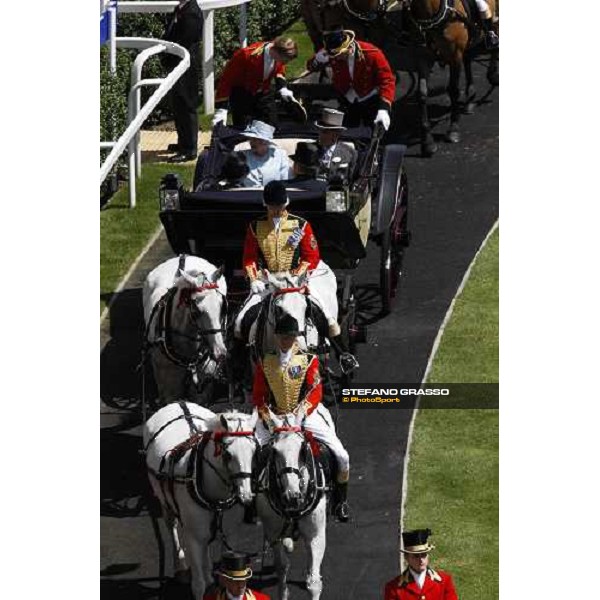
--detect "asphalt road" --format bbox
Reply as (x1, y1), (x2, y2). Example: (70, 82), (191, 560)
(100, 56), (498, 600)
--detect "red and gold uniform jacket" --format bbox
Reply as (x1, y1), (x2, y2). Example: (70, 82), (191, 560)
(384, 568), (458, 600)
(204, 589), (270, 600)
(242, 212), (320, 281)
(307, 40), (395, 110)
(252, 345), (322, 418)
(216, 41), (287, 104)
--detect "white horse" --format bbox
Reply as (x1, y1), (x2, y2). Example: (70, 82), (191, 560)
(143, 403), (259, 600)
(256, 413), (329, 600)
(248, 270), (338, 357)
(143, 255), (228, 404)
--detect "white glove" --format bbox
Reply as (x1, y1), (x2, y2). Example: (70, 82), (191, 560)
(374, 109), (390, 131)
(314, 49), (330, 65)
(279, 87), (295, 102)
(250, 279), (266, 294)
(212, 108), (228, 127)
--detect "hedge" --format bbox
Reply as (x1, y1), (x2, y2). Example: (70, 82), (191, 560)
(100, 1), (301, 149)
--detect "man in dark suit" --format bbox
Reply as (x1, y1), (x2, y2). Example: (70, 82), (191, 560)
(314, 108), (357, 184)
(286, 142), (327, 194)
(162, 0), (203, 163)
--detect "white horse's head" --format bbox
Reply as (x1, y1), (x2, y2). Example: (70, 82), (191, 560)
(173, 266), (227, 361)
(269, 413), (308, 509)
(211, 411), (259, 505)
(266, 272), (309, 338)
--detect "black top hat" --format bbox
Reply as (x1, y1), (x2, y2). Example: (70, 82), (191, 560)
(263, 180), (289, 206)
(401, 529), (435, 554)
(315, 108), (346, 131)
(290, 142), (320, 168)
(323, 27), (355, 57)
(216, 551), (252, 580)
(219, 152), (249, 182)
(275, 314), (301, 336)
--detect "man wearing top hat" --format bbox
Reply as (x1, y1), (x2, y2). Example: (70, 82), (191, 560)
(203, 551), (270, 600)
(383, 529), (459, 599)
(252, 314), (351, 521)
(314, 108), (357, 183)
(306, 28), (396, 131)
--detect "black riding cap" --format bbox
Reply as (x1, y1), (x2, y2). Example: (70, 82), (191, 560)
(290, 142), (320, 168)
(263, 180), (288, 206)
(275, 314), (301, 336)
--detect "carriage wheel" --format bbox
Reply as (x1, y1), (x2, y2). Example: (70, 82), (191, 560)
(380, 175), (409, 315)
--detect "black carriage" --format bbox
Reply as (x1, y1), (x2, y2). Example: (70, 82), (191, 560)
(157, 78), (410, 388)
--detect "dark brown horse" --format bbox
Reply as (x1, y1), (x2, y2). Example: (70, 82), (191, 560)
(300, 0), (499, 156)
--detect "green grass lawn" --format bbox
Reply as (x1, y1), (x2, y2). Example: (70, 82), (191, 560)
(100, 163), (194, 314)
(282, 20), (315, 80)
(403, 228), (499, 599)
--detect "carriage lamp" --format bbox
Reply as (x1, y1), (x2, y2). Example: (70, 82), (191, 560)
(325, 190), (348, 213)
(159, 173), (183, 211)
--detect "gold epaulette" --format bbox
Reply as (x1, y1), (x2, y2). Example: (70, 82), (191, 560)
(250, 43), (267, 56)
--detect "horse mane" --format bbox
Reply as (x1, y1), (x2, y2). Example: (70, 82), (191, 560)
(207, 409), (254, 432)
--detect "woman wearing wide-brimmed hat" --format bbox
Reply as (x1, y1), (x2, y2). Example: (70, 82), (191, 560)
(203, 551), (271, 600)
(238, 120), (291, 187)
(383, 529), (459, 600)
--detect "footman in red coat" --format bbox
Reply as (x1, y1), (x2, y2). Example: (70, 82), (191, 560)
(203, 551), (270, 600)
(383, 529), (459, 600)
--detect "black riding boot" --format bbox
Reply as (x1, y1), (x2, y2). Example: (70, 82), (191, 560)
(333, 481), (350, 522)
(482, 18), (499, 49)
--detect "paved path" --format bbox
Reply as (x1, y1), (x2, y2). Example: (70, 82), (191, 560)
(101, 59), (498, 600)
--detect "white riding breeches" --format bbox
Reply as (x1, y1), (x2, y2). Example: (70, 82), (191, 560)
(255, 404), (350, 481)
(474, 0), (492, 17)
(307, 261), (339, 324)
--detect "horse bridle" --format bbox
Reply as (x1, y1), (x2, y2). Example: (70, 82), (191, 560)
(271, 425), (305, 482)
(146, 279), (228, 373)
(323, 0), (389, 22)
(268, 285), (310, 335)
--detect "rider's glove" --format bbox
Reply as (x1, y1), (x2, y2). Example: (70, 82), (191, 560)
(212, 108), (228, 127)
(374, 109), (390, 131)
(278, 87), (295, 102)
(250, 279), (266, 294)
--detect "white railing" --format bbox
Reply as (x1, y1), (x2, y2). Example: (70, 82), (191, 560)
(100, 37), (190, 208)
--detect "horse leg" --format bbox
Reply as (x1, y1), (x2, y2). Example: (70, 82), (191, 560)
(446, 62), (462, 143)
(300, 501), (327, 600)
(463, 53), (476, 114)
(272, 540), (291, 600)
(487, 47), (499, 87)
(167, 513), (190, 579)
(179, 500), (211, 600)
(417, 67), (437, 157)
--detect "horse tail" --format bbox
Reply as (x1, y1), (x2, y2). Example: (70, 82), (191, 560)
(282, 537), (294, 553)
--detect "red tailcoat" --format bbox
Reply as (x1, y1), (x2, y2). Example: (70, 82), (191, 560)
(384, 569), (458, 600)
(252, 350), (322, 416)
(216, 41), (287, 103)
(307, 41), (395, 109)
(204, 589), (270, 600)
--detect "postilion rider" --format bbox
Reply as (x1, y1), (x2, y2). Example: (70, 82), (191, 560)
(203, 551), (270, 600)
(234, 180), (340, 342)
(252, 313), (351, 521)
(383, 529), (459, 600)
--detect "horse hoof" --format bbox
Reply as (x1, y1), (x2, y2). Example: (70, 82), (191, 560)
(446, 130), (461, 144)
(421, 142), (437, 157)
